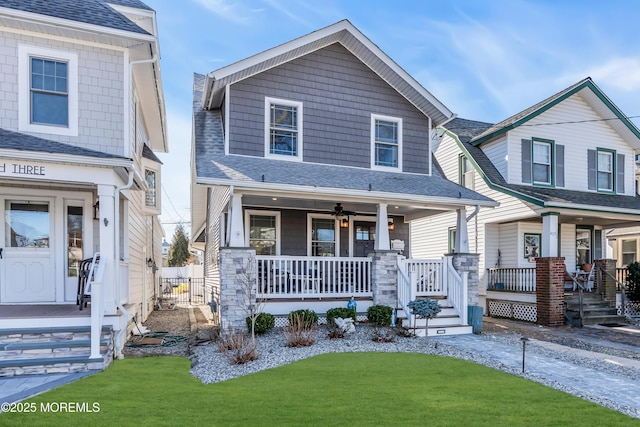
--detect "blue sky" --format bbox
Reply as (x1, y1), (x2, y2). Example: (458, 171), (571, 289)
(146, 0), (640, 239)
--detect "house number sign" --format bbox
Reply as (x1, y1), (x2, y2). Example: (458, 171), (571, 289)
(0, 162), (46, 176)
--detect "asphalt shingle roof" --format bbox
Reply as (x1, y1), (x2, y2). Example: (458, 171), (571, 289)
(0, 128), (127, 159)
(102, 0), (152, 11)
(192, 74), (493, 204)
(445, 117), (640, 212)
(142, 143), (162, 164)
(0, 0), (150, 35)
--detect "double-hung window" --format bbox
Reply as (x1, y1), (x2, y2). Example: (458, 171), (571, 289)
(532, 139), (552, 185)
(265, 98), (302, 160)
(19, 45), (78, 136)
(145, 170), (157, 208)
(245, 210), (280, 255)
(459, 154), (474, 189)
(308, 215), (337, 256)
(371, 114), (402, 170)
(597, 149), (614, 192)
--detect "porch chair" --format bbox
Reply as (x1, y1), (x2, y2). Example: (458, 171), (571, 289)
(77, 255), (100, 310)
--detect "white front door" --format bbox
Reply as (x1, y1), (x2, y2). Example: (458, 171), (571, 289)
(0, 198), (55, 302)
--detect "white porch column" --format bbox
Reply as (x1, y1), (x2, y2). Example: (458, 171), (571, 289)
(228, 193), (245, 247)
(97, 184), (116, 314)
(542, 213), (559, 257)
(455, 209), (469, 253)
(374, 203), (390, 251)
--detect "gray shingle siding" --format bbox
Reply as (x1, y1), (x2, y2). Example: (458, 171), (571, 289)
(228, 43), (431, 174)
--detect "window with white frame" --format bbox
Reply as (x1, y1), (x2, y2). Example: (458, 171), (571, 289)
(18, 45), (78, 136)
(371, 114), (402, 169)
(622, 239), (636, 266)
(246, 211), (280, 255)
(597, 149), (614, 192)
(459, 154), (474, 190)
(532, 139), (552, 185)
(265, 98), (302, 159)
(309, 216), (337, 256)
(145, 169), (157, 208)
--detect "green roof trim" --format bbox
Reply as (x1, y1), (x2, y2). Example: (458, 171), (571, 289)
(471, 79), (640, 146)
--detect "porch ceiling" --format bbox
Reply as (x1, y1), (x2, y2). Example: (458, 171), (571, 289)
(502, 212), (640, 228)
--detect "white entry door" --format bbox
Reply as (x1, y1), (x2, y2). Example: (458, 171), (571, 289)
(0, 198), (55, 302)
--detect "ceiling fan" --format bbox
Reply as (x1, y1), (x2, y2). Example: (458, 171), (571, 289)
(330, 203), (357, 219)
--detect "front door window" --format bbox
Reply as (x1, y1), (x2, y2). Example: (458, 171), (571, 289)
(67, 206), (83, 277)
(576, 228), (591, 267)
(5, 202), (50, 248)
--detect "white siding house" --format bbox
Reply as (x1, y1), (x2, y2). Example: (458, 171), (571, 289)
(0, 0), (167, 375)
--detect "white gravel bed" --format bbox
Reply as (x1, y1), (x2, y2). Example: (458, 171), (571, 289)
(190, 325), (640, 420)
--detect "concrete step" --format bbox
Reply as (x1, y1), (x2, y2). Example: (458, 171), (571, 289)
(581, 315), (628, 326)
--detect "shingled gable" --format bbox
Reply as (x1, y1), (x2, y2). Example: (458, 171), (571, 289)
(201, 19), (454, 127)
(470, 77), (640, 147)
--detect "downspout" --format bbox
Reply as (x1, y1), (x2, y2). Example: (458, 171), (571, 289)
(114, 170), (134, 358)
(466, 205), (480, 222)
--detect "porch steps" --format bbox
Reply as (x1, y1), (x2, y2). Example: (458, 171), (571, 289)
(0, 325), (113, 377)
(565, 293), (627, 327)
(396, 305), (473, 337)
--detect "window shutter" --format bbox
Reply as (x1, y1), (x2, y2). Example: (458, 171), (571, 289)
(521, 139), (532, 183)
(587, 149), (596, 190)
(555, 144), (564, 187)
(617, 153), (625, 194)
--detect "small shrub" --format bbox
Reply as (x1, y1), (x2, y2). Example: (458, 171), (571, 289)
(327, 324), (346, 339)
(284, 313), (316, 347)
(395, 326), (416, 338)
(216, 329), (257, 364)
(326, 307), (357, 325)
(626, 262), (640, 303)
(372, 326), (396, 343)
(245, 312), (275, 335)
(288, 309), (318, 328)
(367, 305), (393, 327)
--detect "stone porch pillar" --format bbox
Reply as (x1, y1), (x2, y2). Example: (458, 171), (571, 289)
(594, 259), (617, 308)
(541, 213), (559, 257)
(449, 253), (479, 306)
(370, 250), (398, 308)
(219, 247), (256, 331)
(535, 257), (565, 326)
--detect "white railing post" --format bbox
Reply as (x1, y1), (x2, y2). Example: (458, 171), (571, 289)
(90, 281), (102, 359)
(461, 271), (468, 325)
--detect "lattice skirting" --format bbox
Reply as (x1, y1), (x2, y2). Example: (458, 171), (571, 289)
(619, 302), (640, 317)
(488, 299), (537, 323)
(274, 314), (368, 328)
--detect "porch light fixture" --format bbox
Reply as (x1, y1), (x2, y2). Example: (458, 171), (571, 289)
(93, 201), (100, 220)
(388, 218), (394, 231)
(341, 218), (349, 228)
(147, 258), (155, 268)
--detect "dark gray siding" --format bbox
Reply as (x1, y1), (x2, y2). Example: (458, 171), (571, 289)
(228, 43), (431, 174)
(280, 210), (307, 256)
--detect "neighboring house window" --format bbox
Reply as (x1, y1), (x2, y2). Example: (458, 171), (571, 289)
(265, 97), (302, 160)
(532, 139), (552, 185)
(622, 239), (636, 266)
(145, 170), (157, 208)
(597, 149), (614, 192)
(309, 216), (337, 256)
(245, 210), (281, 255)
(371, 114), (402, 170)
(459, 154), (474, 190)
(448, 227), (456, 253)
(18, 45), (78, 136)
(576, 227), (591, 267)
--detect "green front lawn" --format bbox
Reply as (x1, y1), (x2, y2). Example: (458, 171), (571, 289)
(2, 353), (637, 426)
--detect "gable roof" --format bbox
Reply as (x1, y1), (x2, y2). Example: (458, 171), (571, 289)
(470, 77), (640, 148)
(104, 0), (152, 11)
(201, 19), (454, 126)
(0, 0), (150, 35)
(142, 143), (162, 164)
(444, 118), (640, 214)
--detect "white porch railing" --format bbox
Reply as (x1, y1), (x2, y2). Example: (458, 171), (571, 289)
(88, 253), (104, 359)
(397, 257), (415, 328)
(255, 256), (372, 299)
(486, 268), (536, 292)
(403, 259), (445, 296)
(444, 257), (468, 324)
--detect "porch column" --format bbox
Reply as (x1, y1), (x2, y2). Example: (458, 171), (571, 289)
(594, 259), (617, 307)
(541, 213), (559, 257)
(219, 247), (256, 331)
(374, 203), (390, 251)
(228, 193), (245, 247)
(97, 185), (116, 314)
(535, 257), (565, 327)
(370, 251), (398, 308)
(454, 209), (469, 253)
(450, 253), (479, 306)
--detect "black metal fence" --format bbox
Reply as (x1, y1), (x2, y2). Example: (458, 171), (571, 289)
(159, 277), (206, 305)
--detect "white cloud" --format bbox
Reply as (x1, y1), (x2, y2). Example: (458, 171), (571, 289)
(586, 58), (640, 92)
(191, 0), (256, 24)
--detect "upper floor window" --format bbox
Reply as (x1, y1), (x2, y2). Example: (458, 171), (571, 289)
(371, 114), (402, 170)
(533, 140), (552, 185)
(597, 149), (614, 192)
(145, 169), (157, 208)
(18, 45), (78, 136)
(265, 97), (302, 160)
(459, 154), (474, 190)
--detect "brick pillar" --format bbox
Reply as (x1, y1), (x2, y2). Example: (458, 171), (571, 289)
(370, 251), (399, 308)
(450, 253), (479, 306)
(535, 257), (565, 327)
(594, 259), (617, 308)
(219, 247), (256, 331)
